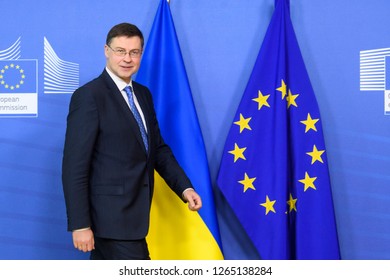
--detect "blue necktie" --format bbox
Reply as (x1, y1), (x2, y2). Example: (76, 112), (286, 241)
(124, 86), (148, 152)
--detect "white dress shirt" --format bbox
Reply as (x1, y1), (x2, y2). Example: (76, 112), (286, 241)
(105, 67), (147, 131)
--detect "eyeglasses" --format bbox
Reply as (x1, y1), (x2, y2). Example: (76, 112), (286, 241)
(107, 45), (142, 58)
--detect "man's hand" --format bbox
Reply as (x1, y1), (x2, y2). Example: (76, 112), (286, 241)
(72, 228), (95, 253)
(183, 189), (202, 211)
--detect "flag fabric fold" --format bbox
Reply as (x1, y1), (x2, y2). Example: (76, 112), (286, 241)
(217, 0), (340, 259)
(136, 0), (223, 259)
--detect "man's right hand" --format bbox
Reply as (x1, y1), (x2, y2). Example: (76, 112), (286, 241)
(72, 228), (95, 252)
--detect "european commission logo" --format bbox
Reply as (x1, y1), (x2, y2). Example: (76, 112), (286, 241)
(360, 47), (390, 115)
(0, 37), (79, 117)
(0, 37), (38, 117)
(44, 37), (79, 94)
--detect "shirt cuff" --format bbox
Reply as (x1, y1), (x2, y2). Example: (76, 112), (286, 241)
(73, 227), (90, 232)
(182, 188), (194, 200)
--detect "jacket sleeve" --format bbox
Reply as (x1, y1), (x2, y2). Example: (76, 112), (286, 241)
(62, 87), (98, 231)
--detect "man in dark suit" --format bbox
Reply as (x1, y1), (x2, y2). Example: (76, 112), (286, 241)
(62, 23), (202, 260)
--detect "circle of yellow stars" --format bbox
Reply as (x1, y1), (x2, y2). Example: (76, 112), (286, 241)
(0, 63), (26, 90)
(228, 79), (326, 216)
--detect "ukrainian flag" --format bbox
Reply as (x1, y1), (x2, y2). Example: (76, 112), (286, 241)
(136, 0), (224, 259)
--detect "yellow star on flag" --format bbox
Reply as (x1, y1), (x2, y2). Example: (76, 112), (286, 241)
(252, 90), (270, 110)
(298, 172), (317, 191)
(234, 113), (252, 133)
(260, 195), (276, 215)
(228, 143), (247, 162)
(300, 113), (319, 133)
(307, 145), (325, 164)
(287, 193), (297, 213)
(286, 89), (299, 108)
(238, 173), (256, 192)
(276, 79), (287, 99)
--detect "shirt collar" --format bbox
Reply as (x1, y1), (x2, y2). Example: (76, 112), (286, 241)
(105, 67), (133, 91)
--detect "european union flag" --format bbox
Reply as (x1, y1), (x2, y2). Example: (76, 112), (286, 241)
(0, 60), (37, 93)
(217, 0), (340, 259)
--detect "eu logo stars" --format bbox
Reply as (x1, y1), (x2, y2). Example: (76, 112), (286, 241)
(0, 59), (38, 117)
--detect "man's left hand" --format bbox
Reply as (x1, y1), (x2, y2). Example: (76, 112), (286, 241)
(183, 189), (202, 211)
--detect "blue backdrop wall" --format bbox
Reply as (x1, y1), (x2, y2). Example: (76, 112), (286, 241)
(0, 0), (389, 260)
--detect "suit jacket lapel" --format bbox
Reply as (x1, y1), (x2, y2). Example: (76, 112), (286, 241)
(101, 70), (148, 154)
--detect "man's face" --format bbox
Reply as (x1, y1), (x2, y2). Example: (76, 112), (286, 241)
(104, 36), (142, 83)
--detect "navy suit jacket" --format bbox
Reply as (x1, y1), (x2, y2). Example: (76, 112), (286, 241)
(62, 69), (192, 240)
